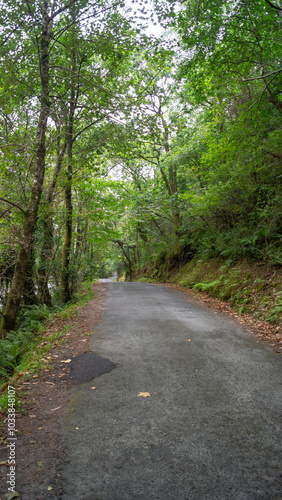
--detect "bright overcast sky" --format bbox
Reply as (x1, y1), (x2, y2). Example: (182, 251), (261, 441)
(126, 0), (164, 37)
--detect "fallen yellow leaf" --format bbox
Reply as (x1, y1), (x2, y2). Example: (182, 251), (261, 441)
(138, 392), (150, 398)
(61, 359), (72, 363)
(91, 387), (97, 390)
(187, 339), (191, 341)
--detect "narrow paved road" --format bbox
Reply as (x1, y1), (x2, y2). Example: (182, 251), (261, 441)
(60, 282), (282, 500)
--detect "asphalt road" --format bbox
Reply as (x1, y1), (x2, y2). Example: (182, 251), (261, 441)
(60, 282), (282, 500)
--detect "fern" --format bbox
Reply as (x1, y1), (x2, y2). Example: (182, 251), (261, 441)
(21, 304), (51, 327)
(0, 339), (21, 378)
(0, 304), (52, 381)
(193, 279), (221, 291)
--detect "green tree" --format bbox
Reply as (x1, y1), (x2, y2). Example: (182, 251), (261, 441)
(0, 0), (128, 333)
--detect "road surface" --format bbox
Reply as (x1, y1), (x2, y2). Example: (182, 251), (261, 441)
(60, 282), (282, 499)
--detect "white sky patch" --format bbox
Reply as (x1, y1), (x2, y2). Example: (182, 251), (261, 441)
(125, 0), (164, 37)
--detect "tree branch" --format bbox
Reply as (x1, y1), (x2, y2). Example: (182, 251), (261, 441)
(263, 0), (282, 11)
(51, 0), (78, 20)
(72, 115), (111, 143)
(0, 20), (25, 47)
(136, 154), (158, 165)
(242, 68), (282, 81)
(0, 208), (13, 219)
(0, 198), (26, 215)
(244, 73), (282, 113)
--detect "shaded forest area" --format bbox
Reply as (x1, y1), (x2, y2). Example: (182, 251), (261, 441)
(0, 0), (281, 376)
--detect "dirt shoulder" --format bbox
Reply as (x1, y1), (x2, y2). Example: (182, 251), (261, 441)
(0, 283), (107, 500)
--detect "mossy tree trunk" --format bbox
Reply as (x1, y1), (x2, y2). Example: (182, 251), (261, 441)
(61, 44), (77, 303)
(38, 138), (67, 306)
(61, 139), (73, 303)
(23, 239), (38, 306)
(115, 240), (135, 281)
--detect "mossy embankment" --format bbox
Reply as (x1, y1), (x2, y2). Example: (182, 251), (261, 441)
(136, 249), (282, 329)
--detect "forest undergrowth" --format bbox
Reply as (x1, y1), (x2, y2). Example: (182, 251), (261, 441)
(0, 282), (95, 394)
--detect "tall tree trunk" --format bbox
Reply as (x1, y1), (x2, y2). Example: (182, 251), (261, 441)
(38, 138), (66, 306)
(1, 3), (51, 336)
(61, 48), (76, 303)
(61, 143), (73, 302)
(23, 239), (38, 306)
(37, 217), (53, 307)
(115, 240), (135, 281)
(268, 93), (282, 115)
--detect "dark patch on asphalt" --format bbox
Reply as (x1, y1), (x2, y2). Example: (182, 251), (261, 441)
(68, 352), (116, 384)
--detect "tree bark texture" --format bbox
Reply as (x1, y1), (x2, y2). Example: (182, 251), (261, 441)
(61, 149), (73, 302)
(61, 48), (76, 303)
(38, 139), (67, 306)
(23, 239), (38, 306)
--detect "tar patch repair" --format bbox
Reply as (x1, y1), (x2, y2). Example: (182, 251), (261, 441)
(69, 352), (116, 384)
